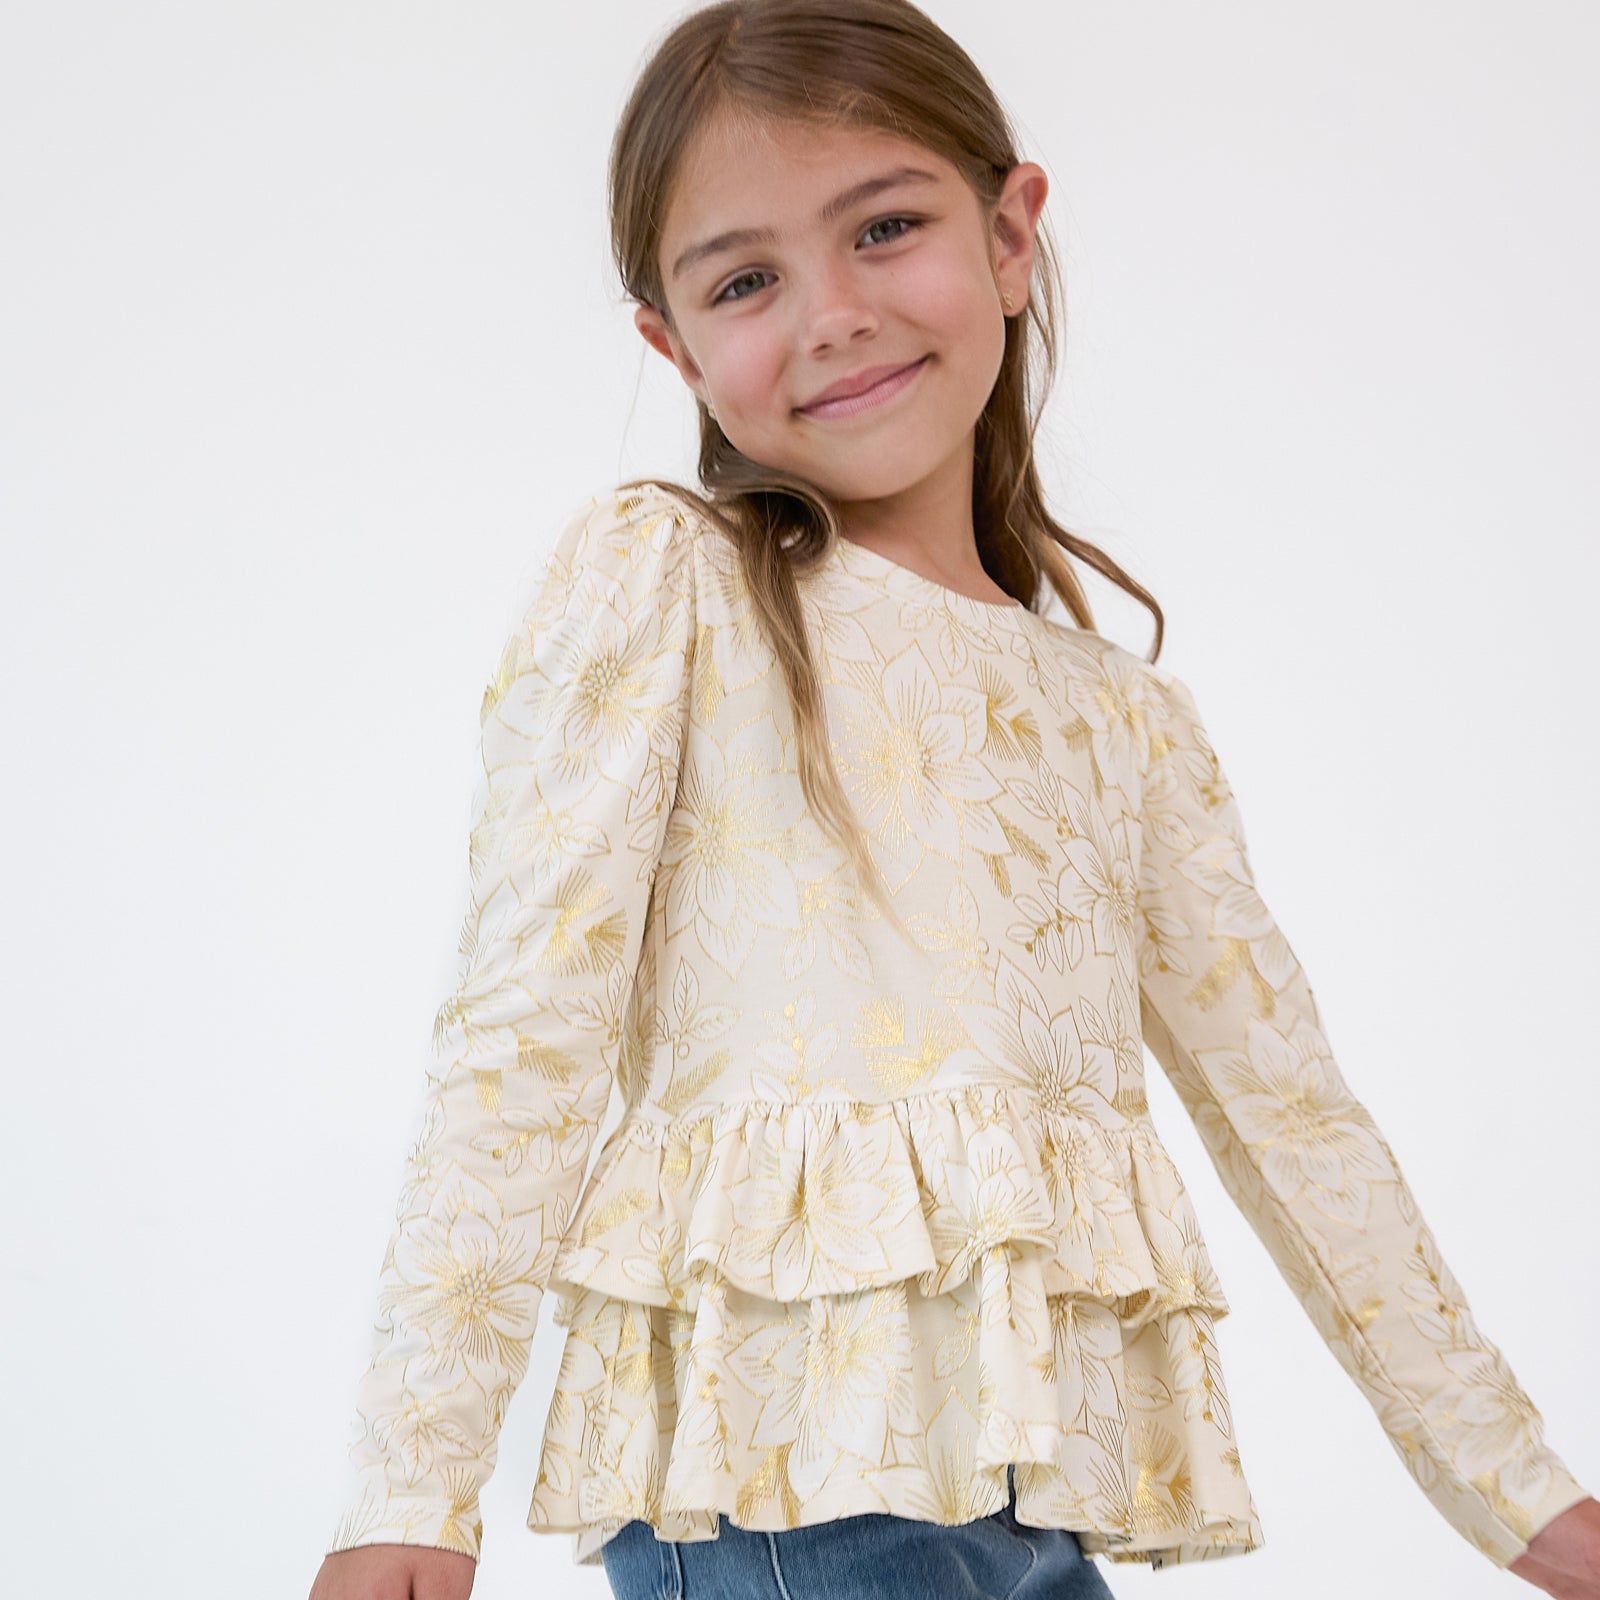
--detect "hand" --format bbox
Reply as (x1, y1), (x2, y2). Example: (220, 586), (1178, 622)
(308, 1544), (475, 1600)
(1509, 1498), (1600, 1596)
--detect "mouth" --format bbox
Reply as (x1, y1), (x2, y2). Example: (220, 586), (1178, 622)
(796, 356), (930, 420)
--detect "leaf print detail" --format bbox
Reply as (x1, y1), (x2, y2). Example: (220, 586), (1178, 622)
(1007, 866), (1087, 973)
(657, 1056), (728, 1118)
(431, 1468), (485, 1555)
(982, 848), (1014, 898)
(1165, 1296), (1231, 1433)
(665, 957), (742, 1052)
(612, 1315), (658, 1400)
(784, 863), (877, 984)
(996, 809), (1052, 872)
(530, 869), (625, 976)
(577, 1187), (654, 1248)
(621, 1222), (686, 1304)
(663, 1119), (714, 1192)
(1082, 983), (1145, 1096)
(903, 880), (991, 1001)
(1127, 1419), (1192, 1531)
(506, 1027), (582, 1082)
(752, 990), (842, 1102)
(975, 659), (1044, 766)
(371, 1389), (476, 1488)
(468, 1095), (595, 1180)
(735, 1443), (802, 1525)
(851, 995), (970, 1095)
(1010, 759), (1088, 849)
(1177, 840), (1296, 998)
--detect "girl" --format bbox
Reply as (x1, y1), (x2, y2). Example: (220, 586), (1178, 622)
(310, 3), (1597, 1596)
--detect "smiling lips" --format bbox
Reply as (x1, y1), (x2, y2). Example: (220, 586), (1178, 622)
(798, 356), (929, 419)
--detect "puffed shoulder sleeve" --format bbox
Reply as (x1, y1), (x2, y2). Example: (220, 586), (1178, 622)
(328, 484), (700, 1561)
(1133, 662), (1590, 1569)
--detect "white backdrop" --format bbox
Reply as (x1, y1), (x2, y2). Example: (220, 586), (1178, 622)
(3, 3), (1596, 1597)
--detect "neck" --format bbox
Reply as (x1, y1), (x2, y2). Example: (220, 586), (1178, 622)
(832, 434), (982, 574)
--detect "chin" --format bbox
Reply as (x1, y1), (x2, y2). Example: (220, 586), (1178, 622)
(820, 460), (947, 502)
(727, 428), (947, 501)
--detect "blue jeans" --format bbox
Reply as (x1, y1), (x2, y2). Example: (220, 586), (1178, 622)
(600, 1466), (1116, 1599)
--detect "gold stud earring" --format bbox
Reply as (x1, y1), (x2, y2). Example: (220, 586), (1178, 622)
(706, 399), (718, 421)
(1002, 290), (1014, 312)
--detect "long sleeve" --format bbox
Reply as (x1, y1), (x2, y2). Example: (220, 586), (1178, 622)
(328, 485), (698, 1561)
(1133, 662), (1590, 1569)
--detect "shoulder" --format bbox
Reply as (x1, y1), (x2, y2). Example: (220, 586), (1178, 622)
(530, 479), (727, 624)
(1051, 636), (1209, 777)
(1036, 615), (1186, 717)
(553, 478), (716, 565)
(1128, 653), (1196, 718)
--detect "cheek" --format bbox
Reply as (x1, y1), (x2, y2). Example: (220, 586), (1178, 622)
(901, 256), (1000, 344)
(710, 333), (788, 414)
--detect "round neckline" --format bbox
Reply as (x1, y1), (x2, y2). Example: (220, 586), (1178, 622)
(830, 535), (1034, 621)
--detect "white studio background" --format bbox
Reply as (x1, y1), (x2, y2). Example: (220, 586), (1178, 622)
(2, 3), (1595, 1597)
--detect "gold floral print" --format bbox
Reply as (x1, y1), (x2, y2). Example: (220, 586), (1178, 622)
(829, 642), (1010, 891)
(330, 485), (1587, 1578)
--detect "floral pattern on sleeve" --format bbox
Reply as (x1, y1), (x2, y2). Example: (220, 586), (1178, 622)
(1134, 662), (1589, 1567)
(328, 485), (698, 1561)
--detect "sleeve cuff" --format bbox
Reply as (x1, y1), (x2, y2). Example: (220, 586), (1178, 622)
(328, 1482), (483, 1563)
(1487, 1448), (1593, 1570)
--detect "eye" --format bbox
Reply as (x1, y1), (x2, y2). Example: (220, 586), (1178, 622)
(862, 214), (924, 246)
(713, 268), (769, 306)
(710, 216), (928, 305)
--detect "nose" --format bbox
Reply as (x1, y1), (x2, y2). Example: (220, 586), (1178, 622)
(800, 258), (879, 354)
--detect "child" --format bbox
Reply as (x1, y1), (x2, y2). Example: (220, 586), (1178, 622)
(309, 3), (1596, 1596)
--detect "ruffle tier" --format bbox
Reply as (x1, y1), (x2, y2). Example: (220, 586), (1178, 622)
(547, 1084), (1231, 1328)
(526, 1087), (1264, 1568)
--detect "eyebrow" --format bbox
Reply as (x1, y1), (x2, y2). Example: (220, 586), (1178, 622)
(669, 165), (941, 282)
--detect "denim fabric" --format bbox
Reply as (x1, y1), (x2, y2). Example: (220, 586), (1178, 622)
(600, 1467), (1116, 1599)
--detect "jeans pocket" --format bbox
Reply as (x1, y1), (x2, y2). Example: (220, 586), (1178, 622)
(984, 1515), (1040, 1600)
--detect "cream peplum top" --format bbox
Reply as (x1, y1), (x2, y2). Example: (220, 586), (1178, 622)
(328, 482), (1589, 1571)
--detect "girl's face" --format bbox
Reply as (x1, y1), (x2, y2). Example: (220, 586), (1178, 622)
(635, 112), (1047, 518)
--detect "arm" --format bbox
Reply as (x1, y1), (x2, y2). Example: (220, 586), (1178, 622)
(1134, 661), (1589, 1569)
(326, 485), (698, 1561)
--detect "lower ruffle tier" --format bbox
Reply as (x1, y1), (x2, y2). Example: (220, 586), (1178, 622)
(525, 1255), (1265, 1570)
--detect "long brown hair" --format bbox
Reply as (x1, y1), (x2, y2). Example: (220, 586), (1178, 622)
(607, 0), (1165, 935)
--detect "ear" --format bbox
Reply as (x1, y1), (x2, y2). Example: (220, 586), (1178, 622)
(991, 162), (1049, 314)
(633, 303), (711, 406)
